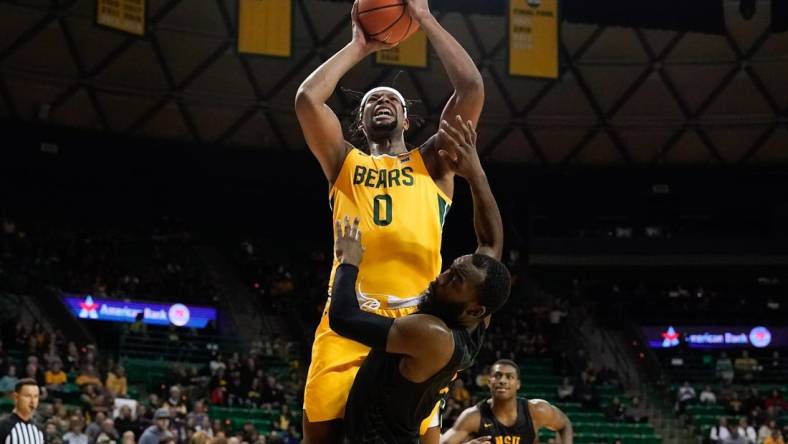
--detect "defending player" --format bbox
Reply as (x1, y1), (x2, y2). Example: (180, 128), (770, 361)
(440, 360), (574, 444)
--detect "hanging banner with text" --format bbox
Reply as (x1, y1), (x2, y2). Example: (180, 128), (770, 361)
(96, 0), (146, 36)
(509, 0), (559, 78)
(238, 0), (292, 57)
(376, 30), (428, 68)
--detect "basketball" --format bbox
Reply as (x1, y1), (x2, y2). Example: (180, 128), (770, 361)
(357, 0), (420, 45)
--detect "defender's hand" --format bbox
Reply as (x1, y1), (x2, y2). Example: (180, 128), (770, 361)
(466, 437), (492, 444)
(437, 116), (483, 181)
(335, 216), (364, 267)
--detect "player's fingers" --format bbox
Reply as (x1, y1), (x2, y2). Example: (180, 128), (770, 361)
(356, 225), (362, 241)
(466, 120), (478, 146)
(439, 121), (460, 149)
(335, 220), (342, 239)
(343, 216), (351, 237)
(352, 217), (360, 239)
(456, 115), (473, 145)
(442, 120), (466, 151)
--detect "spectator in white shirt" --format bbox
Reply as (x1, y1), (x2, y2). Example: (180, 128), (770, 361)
(701, 386), (718, 404)
(711, 417), (732, 444)
(677, 381), (697, 413)
(737, 417), (757, 444)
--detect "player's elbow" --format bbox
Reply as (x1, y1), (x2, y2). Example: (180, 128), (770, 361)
(456, 74), (484, 98)
(328, 306), (350, 337)
(294, 86), (319, 113)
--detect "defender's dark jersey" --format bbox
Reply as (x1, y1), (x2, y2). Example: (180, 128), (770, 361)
(344, 325), (485, 443)
(477, 398), (536, 444)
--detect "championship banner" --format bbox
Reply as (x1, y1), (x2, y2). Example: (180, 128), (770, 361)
(96, 0), (145, 36)
(376, 30), (428, 68)
(509, 0), (559, 78)
(238, 0), (292, 57)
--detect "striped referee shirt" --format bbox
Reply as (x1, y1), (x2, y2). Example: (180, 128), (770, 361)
(0, 414), (44, 444)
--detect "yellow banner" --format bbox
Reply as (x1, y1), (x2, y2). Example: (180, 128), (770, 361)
(96, 0), (145, 36)
(238, 0), (292, 57)
(509, 0), (559, 78)
(376, 30), (428, 68)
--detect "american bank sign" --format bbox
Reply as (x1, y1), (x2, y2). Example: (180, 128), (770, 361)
(63, 295), (217, 329)
(642, 325), (788, 349)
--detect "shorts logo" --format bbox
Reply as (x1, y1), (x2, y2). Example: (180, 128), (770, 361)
(527, 0), (542, 7)
(360, 299), (381, 311)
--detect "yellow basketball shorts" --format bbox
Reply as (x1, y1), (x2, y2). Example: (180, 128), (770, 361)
(303, 299), (439, 435)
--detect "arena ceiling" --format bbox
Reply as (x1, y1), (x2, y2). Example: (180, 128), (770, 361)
(0, 0), (787, 165)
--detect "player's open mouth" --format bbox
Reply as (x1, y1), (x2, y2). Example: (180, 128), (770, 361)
(374, 106), (395, 118)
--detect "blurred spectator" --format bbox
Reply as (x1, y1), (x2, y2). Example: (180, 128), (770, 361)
(711, 417), (732, 444)
(724, 428), (749, 444)
(759, 420), (779, 443)
(0, 364), (19, 393)
(737, 417), (757, 444)
(764, 430), (785, 444)
(764, 389), (787, 411)
(121, 431), (136, 444)
(734, 351), (758, 383)
(86, 413), (107, 443)
(605, 397), (625, 422)
(63, 416), (89, 444)
(701, 386), (718, 404)
(106, 367), (128, 398)
(624, 397), (648, 423)
(557, 377), (574, 401)
(114, 406), (135, 437)
(138, 409), (171, 444)
(45, 360), (68, 390)
(677, 381), (696, 413)
(95, 419), (119, 444)
(717, 353), (735, 384)
(728, 392), (745, 416)
(76, 365), (103, 388)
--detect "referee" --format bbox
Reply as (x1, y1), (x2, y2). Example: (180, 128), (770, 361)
(0, 379), (44, 444)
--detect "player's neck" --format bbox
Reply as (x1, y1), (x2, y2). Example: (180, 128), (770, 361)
(491, 398), (519, 424)
(367, 137), (408, 156)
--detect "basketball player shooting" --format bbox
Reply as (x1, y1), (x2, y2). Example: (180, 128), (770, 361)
(327, 118), (511, 441)
(294, 0), (486, 442)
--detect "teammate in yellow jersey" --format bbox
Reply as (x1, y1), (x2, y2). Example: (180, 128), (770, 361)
(294, 0), (485, 441)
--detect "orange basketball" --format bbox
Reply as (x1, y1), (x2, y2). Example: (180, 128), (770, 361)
(357, 0), (420, 45)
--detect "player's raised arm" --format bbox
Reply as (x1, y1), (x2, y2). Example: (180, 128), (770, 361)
(294, 1), (392, 184)
(407, 0), (484, 132)
(438, 118), (503, 261)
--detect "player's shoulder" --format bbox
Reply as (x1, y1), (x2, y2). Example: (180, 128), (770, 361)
(527, 398), (559, 419)
(454, 403), (483, 430)
(395, 314), (454, 342)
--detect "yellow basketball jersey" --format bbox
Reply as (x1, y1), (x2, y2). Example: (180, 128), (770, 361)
(328, 147), (451, 316)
